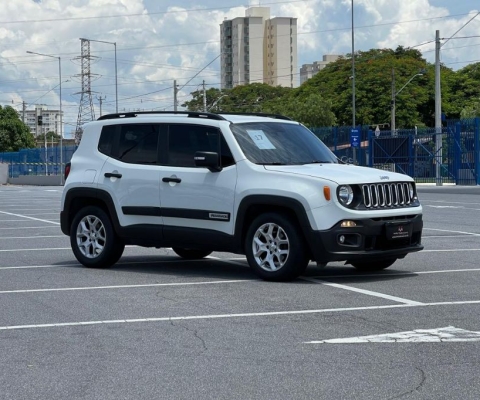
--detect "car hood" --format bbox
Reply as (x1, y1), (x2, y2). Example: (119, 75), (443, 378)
(263, 163), (412, 185)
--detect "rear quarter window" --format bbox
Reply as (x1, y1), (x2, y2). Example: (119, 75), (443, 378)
(98, 125), (117, 156)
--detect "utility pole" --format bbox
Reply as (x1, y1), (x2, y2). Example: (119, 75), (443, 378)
(203, 80), (207, 112)
(35, 106), (39, 141)
(435, 30), (443, 186)
(96, 95), (106, 117)
(173, 80), (178, 111)
(22, 101), (26, 124)
(391, 68), (396, 134)
(351, 0), (357, 164)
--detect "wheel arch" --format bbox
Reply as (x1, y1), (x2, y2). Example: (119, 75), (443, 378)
(234, 195), (314, 257)
(61, 188), (120, 236)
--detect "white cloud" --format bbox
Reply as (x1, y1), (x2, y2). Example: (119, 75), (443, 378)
(0, 0), (478, 136)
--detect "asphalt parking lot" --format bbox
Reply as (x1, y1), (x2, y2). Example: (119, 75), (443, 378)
(1, 185), (480, 400)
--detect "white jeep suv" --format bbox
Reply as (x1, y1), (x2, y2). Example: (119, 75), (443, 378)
(61, 111), (423, 281)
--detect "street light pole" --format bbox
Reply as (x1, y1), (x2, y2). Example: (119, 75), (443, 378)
(390, 69), (425, 135)
(26, 50), (63, 183)
(351, 0), (356, 163)
(80, 38), (118, 113)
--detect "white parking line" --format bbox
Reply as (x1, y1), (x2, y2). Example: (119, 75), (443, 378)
(421, 249), (480, 252)
(0, 219), (49, 222)
(8, 213), (59, 216)
(0, 209), (58, 211)
(312, 268), (480, 280)
(421, 200), (480, 206)
(0, 245), (145, 252)
(2, 300), (480, 331)
(0, 226), (60, 230)
(302, 277), (423, 305)
(423, 228), (480, 237)
(0, 279), (253, 295)
(1, 244), (479, 255)
(0, 236), (65, 240)
(422, 235), (474, 238)
(0, 247), (70, 252)
(0, 211), (60, 225)
(0, 258), (223, 270)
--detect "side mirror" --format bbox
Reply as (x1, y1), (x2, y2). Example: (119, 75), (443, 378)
(194, 151), (222, 172)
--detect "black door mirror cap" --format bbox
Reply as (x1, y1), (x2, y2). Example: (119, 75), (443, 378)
(194, 151), (222, 172)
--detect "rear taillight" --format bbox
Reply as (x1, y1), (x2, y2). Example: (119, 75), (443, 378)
(64, 162), (71, 180)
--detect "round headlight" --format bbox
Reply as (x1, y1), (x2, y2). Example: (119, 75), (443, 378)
(338, 185), (354, 206)
(408, 183), (415, 199)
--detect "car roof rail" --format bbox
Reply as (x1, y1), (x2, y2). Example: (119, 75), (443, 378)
(220, 112), (292, 121)
(97, 111), (227, 121)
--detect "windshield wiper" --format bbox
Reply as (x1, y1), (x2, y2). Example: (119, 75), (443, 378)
(304, 160), (332, 164)
(259, 162), (288, 165)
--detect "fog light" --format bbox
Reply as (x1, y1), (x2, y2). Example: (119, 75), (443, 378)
(341, 220), (357, 228)
(339, 235), (346, 244)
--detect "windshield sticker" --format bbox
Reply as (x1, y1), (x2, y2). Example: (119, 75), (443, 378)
(246, 130), (276, 150)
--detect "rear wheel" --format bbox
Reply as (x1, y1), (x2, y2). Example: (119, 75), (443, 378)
(70, 206), (125, 268)
(351, 258), (397, 272)
(172, 248), (212, 260)
(245, 213), (309, 281)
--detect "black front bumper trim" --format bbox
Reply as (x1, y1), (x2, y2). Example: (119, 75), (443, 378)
(305, 214), (423, 263)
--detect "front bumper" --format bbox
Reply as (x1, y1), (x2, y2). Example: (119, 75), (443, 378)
(305, 214), (423, 263)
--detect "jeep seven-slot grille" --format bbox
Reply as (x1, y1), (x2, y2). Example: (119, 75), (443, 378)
(362, 182), (413, 208)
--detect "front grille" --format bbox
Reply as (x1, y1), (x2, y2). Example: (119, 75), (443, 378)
(362, 182), (414, 209)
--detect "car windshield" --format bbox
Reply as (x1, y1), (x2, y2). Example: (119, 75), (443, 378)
(230, 122), (338, 165)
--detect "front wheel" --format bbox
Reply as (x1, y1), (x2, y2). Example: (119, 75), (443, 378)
(172, 248), (212, 260)
(245, 213), (309, 281)
(351, 258), (397, 272)
(70, 206), (125, 268)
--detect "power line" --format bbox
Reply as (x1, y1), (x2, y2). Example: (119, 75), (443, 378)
(177, 55), (221, 91)
(0, 0), (316, 24)
(441, 12), (480, 48)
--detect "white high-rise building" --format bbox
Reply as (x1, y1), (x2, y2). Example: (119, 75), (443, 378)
(220, 7), (297, 89)
(23, 105), (63, 138)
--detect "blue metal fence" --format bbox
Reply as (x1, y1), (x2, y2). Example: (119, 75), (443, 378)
(2, 119), (479, 185)
(0, 146), (77, 178)
(311, 125), (368, 166)
(311, 118), (480, 185)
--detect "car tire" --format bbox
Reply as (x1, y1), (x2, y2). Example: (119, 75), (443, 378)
(245, 213), (309, 281)
(70, 206), (125, 268)
(172, 248), (212, 260)
(351, 258), (397, 272)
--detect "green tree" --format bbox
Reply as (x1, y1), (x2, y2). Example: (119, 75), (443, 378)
(302, 47), (435, 128)
(0, 106), (35, 152)
(183, 51), (480, 129)
(264, 93), (336, 127)
(183, 83), (291, 113)
(182, 88), (223, 112)
(36, 131), (61, 143)
(460, 101), (480, 118)
(449, 62), (480, 119)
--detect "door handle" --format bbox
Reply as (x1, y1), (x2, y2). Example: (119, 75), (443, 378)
(162, 177), (181, 183)
(105, 172), (122, 178)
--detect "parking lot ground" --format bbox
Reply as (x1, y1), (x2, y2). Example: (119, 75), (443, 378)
(0, 185), (480, 399)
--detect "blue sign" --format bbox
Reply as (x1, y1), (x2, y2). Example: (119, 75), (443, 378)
(350, 129), (360, 148)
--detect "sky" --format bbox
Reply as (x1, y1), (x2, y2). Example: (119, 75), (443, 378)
(0, 0), (479, 137)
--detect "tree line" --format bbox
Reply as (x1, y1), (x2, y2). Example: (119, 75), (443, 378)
(183, 46), (480, 128)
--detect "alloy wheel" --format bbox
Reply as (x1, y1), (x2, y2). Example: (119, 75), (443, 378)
(76, 215), (107, 259)
(252, 222), (290, 272)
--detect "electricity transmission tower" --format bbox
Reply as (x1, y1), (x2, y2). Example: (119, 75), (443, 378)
(74, 39), (97, 143)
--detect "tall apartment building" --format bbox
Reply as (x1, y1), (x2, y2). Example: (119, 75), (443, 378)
(23, 105), (63, 138)
(220, 7), (297, 89)
(300, 55), (341, 85)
